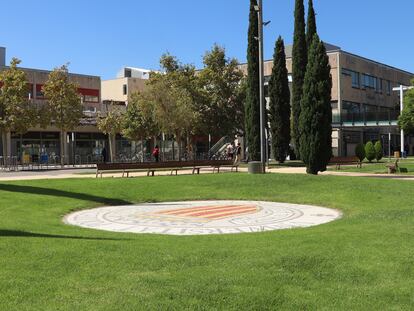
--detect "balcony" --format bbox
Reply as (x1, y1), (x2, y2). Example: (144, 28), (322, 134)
(332, 110), (399, 127)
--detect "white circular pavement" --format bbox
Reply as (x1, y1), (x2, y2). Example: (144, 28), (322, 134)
(64, 200), (341, 236)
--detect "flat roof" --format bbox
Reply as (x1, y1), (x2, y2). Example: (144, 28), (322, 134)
(0, 65), (100, 80)
(259, 42), (414, 77)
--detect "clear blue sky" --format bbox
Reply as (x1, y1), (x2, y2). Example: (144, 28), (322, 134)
(1, 0), (413, 79)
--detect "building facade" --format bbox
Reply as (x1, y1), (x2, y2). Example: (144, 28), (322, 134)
(102, 67), (150, 104)
(0, 47), (104, 164)
(240, 43), (414, 158)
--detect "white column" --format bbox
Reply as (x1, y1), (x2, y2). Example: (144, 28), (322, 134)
(64, 131), (69, 164)
(400, 85), (404, 156)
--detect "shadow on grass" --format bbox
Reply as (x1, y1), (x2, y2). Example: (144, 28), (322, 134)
(0, 230), (127, 241)
(0, 183), (130, 206)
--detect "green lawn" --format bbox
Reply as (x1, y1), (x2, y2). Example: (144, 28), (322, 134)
(0, 174), (413, 310)
(328, 158), (414, 175)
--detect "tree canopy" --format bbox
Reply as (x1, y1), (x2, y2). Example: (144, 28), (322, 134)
(299, 35), (332, 175)
(245, 0), (261, 161)
(42, 64), (83, 164)
(0, 58), (34, 135)
(197, 44), (245, 137)
(292, 0), (307, 158)
(398, 80), (414, 135)
(268, 37), (291, 163)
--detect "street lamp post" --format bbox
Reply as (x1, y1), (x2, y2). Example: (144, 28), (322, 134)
(255, 0), (266, 173)
(393, 85), (413, 157)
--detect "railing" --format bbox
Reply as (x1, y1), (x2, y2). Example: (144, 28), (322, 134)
(209, 136), (229, 155)
(0, 156), (18, 171)
(332, 111), (400, 125)
(208, 136), (233, 159)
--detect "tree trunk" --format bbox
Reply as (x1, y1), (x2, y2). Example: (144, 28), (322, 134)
(176, 134), (181, 161)
(140, 139), (144, 162)
(1, 130), (6, 160)
(108, 134), (112, 163)
(20, 134), (23, 165)
(60, 130), (65, 166)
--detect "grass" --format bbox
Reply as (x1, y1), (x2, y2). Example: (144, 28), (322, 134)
(328, 158), (414, 175)
(0, 173), (413, 310)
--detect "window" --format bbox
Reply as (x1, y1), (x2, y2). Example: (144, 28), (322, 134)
(35, 84), (44, 98)
(377, 78), (383, 93)
(386, 80), (391, 95)
(362, 74), (376, 89)
(84, 106), (96, 113)
(123, 84), (127, 95)
(78, 88), (100, 103)
(342, 101), (362, 122)
(125, 69), (132, 78)
(84, 95), (99, 102)
(342, 68), (360, 88)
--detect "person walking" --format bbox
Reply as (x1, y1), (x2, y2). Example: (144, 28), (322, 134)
(152, 145), (160, 162)
(235, 143), (242, 164)
(226, 143), (234, 160)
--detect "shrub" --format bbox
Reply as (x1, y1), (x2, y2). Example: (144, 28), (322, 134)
(375, 140), (383, 162)
(365, 141), (376, 162)
(355, 143), (366, 162)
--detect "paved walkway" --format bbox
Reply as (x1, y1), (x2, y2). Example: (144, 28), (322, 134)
(64, 200), (341, 235)
(0, 165), (413, 181)
(0, 167), (242, 181)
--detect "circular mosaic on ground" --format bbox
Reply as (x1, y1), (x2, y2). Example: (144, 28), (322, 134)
(64, 201), (341, 235)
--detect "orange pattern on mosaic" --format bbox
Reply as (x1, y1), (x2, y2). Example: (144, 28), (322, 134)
(155, 205), (258, 220)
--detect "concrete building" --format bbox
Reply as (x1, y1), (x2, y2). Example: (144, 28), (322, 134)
(240, 43), (414, 157)
(101, 67), (151, 104)
(0, 47), (104, 164)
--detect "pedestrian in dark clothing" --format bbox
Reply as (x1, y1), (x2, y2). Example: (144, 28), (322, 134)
(101, 147), (107, 163)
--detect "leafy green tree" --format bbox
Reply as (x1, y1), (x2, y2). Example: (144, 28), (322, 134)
(42, 64), (83, 165)
(97, 105), (124, 162)
(355, 143), (366, 162)
(374, 140), (383, 162)
(245, 0), (261, 161)
(306, 0), (317, 49)
(197, 44), (245, 137)
(299, 35), (332, 175)
(0, 58), (35, 158)
(268, 37), (291, 163)
(398, 80), (414, 134)
(149, 74), (199, 158)
(132, 55), (200, 159)
(122, 92), (158, 158)
(292, 0), (307, 158)
(365, 141), (376, 162)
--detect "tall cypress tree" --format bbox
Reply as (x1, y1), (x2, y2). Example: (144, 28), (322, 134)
(245, 0), (261, 161)
(292, 0), (307, 159)
(299, 35), (332, 175)
(306, 0), (317, 49)
(268, 37), (291, 163)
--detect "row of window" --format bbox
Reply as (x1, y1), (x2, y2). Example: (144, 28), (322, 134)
(30, 84), (100, 103)
(339, 100), (399, 123)
(342, 68), (393, 95)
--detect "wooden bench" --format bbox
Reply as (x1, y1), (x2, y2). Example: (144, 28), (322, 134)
(330, 156), (362, 170)
(96, 160), (239, 178)
(386, 159), (399, 174)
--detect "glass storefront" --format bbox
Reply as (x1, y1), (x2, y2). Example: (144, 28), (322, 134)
(11, 132), (60, 163)
(74, 133), (108, 163)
